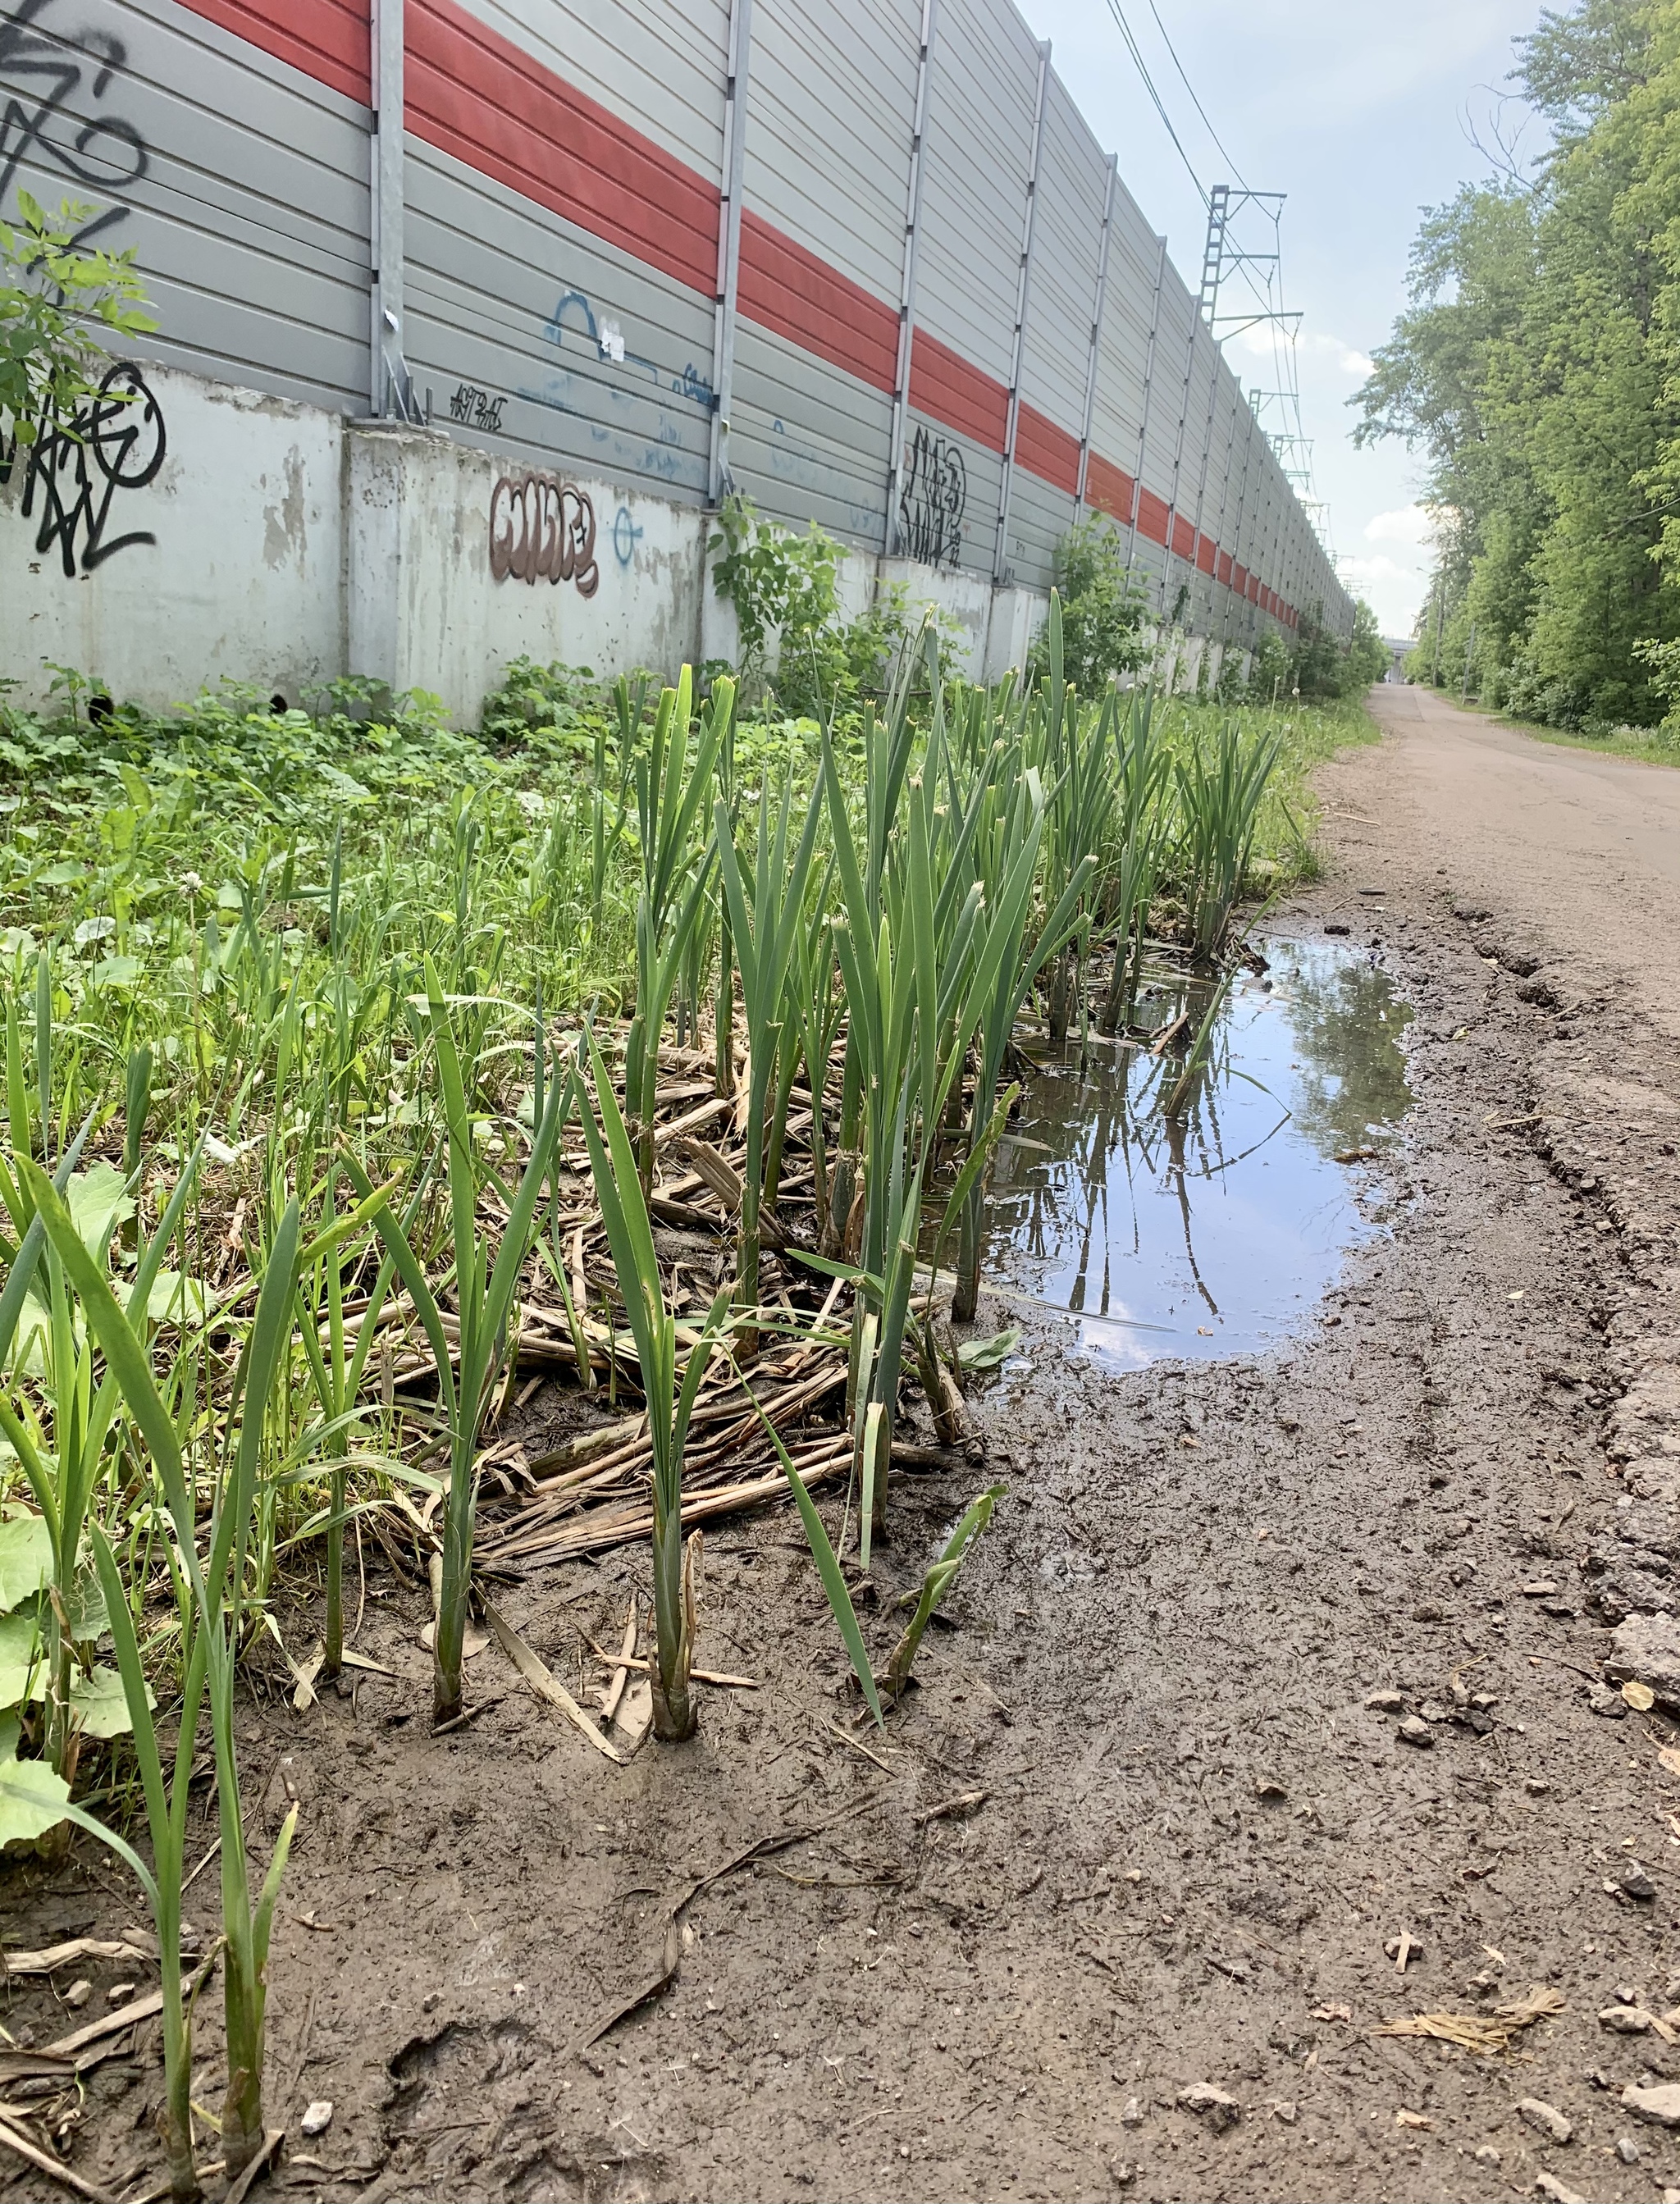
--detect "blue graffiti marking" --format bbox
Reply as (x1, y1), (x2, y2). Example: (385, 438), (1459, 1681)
(674, 361), (714, 408)
(613, 504), (643, 568)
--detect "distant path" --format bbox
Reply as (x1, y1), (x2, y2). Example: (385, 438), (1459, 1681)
(1345, 683), (1680, 1038)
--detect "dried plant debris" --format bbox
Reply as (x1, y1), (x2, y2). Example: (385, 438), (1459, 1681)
(1376, 1983), (1564, 2055)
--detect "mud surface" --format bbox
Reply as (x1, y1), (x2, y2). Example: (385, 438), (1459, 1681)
(8, 693), (1680, 2204)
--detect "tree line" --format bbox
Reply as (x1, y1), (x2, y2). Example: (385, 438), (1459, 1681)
(1354, 0), (1680, 734)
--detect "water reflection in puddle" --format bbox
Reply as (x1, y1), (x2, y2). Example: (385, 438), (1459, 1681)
(979, 938), (1413, 1366)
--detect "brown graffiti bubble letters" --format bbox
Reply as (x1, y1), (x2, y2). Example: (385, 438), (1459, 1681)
(488, 472), (599, 598)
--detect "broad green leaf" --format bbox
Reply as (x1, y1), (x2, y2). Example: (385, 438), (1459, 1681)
(69, 1663), (148, 1740)
(956, 1326), (1022, 1371)
(0, 1755), (70, 1846)
(0, 1609), (43, 1706)
(0, 1515), (52, 1613)
(66, 1161), (135, 1260)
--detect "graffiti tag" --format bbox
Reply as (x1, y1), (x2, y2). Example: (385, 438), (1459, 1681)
(447, 381), (505, 436)
(898, 426), (966, 567)
(2, 358), (165, 573)
(1, 0), (149, 250)
(612, 503), (641, 568)
(489, 472), (598, 596)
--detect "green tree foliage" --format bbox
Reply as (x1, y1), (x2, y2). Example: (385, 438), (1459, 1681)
(705, 494), (933, 716)
(1028, 516), (1149, 691)
(1, 193), (154, 449)
(1354, 0), (1680, 731)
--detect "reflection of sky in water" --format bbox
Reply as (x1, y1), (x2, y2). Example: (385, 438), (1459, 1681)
(981, 939), (1413, 1367)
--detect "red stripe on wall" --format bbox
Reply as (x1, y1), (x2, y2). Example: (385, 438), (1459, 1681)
(1195, 534), (1216, 577)
(1014, 404), (1080, 495)
(407, 0), (719, 294)
(1216, 550), (1232, 586)
(1084, 453), (1135, 525)
(908, 331), (1009, 454)
(1171, 513), (1195, 561)
(737, 212), (897, 393)
(1135, 488), (1171, 545)
(1231, 563), (1247, 594)
(175, 0), (369, 103)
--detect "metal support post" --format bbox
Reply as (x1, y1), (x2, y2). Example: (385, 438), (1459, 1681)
(370, 0), (413, 419)
(1125, 234), (1167, 575)
(883, 0), (938, 554)
(708, 0), (753, 505)
(1075, 154), (1116, 513)
(993, 39), (1049, 586)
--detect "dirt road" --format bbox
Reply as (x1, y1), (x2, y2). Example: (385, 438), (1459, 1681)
(1362, 684), (1680, 1038)
(9, 694), (1680, 2204)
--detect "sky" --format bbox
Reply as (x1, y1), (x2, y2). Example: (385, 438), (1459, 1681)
(1019, 0), (1545, 637)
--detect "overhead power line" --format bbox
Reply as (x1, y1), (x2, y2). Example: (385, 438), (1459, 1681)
(1102, 0), (1208, 207)
(1144, 0), (1251, 192)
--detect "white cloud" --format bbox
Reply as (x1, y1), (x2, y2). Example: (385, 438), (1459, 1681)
(1364, 504), (1436, 547)
(1228, 322), (1372, 379)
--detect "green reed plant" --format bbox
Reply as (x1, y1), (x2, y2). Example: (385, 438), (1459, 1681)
(624, 669), (727, 1196)
(1096, 686), (1171, 1034)
(344, 963), (564, 1727)
(575, 1032), (732, 1741)
(294, 1178), (398, 1679)
(25, 1157), (303, 2195)
(715, 773), (822, 1352)
(1176, 719), (1285, 961)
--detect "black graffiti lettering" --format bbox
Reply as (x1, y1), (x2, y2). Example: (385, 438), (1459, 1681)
(2, 359), (166, 575)
(899, 425), (966, 568)
(447, 381), (507, 436)
(1, 0), (148, 219)
(489, 472), (598, 598)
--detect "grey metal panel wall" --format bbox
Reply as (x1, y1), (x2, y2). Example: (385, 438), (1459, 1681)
(1, 0), (371, 413)
(1088, 189), (1156, 472)
(729, 322), (892, 545)
(1016, 73), (1102, 436)
(402, 140), (717, 499)
(1004, 470), (1072, 593)
(899, 411), (1003, 579)
(913, 0), (1034, 382)
(472, 0), (729, 175)
(1142, 276), (1192, 496)
(741, 0), (916, 304)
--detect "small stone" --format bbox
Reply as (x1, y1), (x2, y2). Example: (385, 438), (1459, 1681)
(1618, 1859), (1658, 1902)
(1623, 2080), (1680, 2129)
(1524, 1777), (1550, 1795)
(1120, 2097), (1144, 2128)
(300, 2101), (333, 2138)
(1364, 1689), (1404, 1713)
(1618, 2136), (1641, 2164)
(1535, 2175), (1588, 2204)
(1586, 1684), (1630, 1720)
(62, 1980), (90, 2010)
(1268, 2100), (1298, 2124)
(1517, 2097), (1573, 2144)
(1607, 1613), (1680, 1713)
(1253, 1777), (1287, 1802)
(1522, 1581), (1559, 1598)
(1178, 2083), (1240, 2131)
(1398, 1714), (1434, 1749)
(106, 1982), (135, 2005)
(1411, 1602), (1444, 1623)
(1474, 2143), (1501, 2167)
(1600, 2005), (1652, 2033)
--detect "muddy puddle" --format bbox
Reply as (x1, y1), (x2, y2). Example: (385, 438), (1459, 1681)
(980, 937), (1413, 1365)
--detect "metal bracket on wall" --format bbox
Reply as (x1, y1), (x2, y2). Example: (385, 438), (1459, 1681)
(708, 0), (754, 507)
(370, 0), (406, 420)
(992, 39), (1049, 589)
(883, 0), (939, 558)
(1075, 153), (1117, 515)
